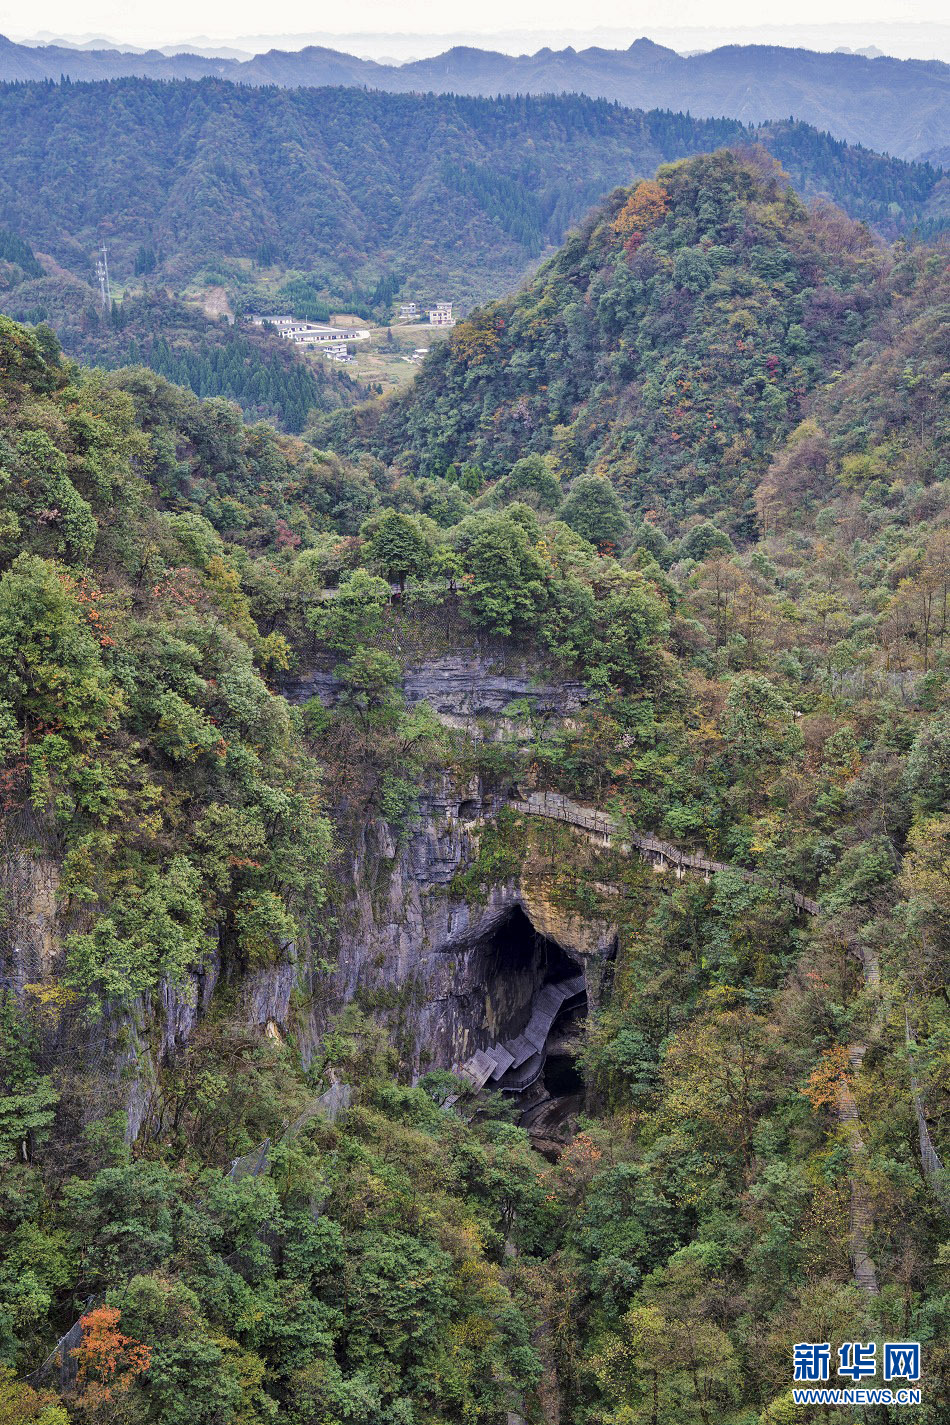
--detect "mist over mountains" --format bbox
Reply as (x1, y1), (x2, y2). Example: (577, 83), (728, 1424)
(0, 33), (947, 162)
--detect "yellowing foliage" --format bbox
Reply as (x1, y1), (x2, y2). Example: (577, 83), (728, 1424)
(802, 1045), (852, 1110)
(611, 180), (670, 248)
(451, 319), (501, 365)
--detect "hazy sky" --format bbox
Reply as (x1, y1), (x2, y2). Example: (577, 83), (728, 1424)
(2, 0), (946, 52)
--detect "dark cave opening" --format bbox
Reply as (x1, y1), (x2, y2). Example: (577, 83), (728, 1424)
(486, 904), (579, 981)
(543, 1049), (585, 1099)
(479, 905), (581, 1045)
(463, 905), (588, 1136)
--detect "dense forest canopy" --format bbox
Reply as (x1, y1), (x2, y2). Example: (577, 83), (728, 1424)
(0, 80), (944, 316)
(327, 150), (947, 533)
(0, 79), (943, 440)
(0, 144), (948, 1423)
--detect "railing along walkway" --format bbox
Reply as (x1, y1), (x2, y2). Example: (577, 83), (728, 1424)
(508, 790), (820, 916)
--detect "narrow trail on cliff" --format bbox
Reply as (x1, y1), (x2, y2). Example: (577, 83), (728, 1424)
(499, 790), (897, 1296)
(837, 1040), (880, 1295)
(508, 789), (820, 914)
(836, 948), (882, 1295)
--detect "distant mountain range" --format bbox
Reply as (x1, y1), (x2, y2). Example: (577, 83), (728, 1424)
(0, 34), (947, 164)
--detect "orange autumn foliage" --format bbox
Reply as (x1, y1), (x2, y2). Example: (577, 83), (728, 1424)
(802, 1045), (852, 1110)
(72, 1306), (151, 1403)
(611, 180), (670, 252)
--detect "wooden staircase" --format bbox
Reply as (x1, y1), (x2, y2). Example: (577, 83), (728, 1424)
(444, 974), (587, 1105)
(837, 1042), (879, 1295)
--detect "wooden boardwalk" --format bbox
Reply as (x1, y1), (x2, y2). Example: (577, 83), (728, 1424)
(447, 789), (820, 1106)
(508, 790), (820, 915)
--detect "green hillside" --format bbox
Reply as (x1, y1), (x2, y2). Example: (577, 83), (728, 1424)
(0, 80), (943, 436)
(336, 150), (946, 532)
(0, 147), (948, 1422)
(0, 81), (943, 316)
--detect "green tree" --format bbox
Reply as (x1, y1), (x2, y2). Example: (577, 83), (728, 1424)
(0, 554), (120, 750)
(362, 510), (431, 592)
(722, 674), (803, 772)
(560, 474), (630, 552)
(679, 522), (735, 563)
(454, 511), (550, 636)
(492, 453), (562, 511)
(306, 570), (392, 651)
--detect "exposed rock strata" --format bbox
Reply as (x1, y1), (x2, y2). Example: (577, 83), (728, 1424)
(283, 652), (589, 738)
(2, 659), (604, 1125)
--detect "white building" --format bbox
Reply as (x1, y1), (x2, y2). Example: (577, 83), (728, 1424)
(399, 302), (419, 319)
(428, 301), (454, 327)
(249, 315), (370, 347)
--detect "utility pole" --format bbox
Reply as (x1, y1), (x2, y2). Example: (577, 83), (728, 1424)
(95, 243), (111, 312)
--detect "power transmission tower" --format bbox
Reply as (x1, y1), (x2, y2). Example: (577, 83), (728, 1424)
(95, 243), (111, 312)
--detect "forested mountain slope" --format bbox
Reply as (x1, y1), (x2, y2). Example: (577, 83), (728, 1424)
(0, 82), (942, 440)
(0, 81), (943, 320)
(331, 150), (947, 534)
(0, 270), (356, 434)
(0, 219), (949, 1421)
(0, 34), (947, 161)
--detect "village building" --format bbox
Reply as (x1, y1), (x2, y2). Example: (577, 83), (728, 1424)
(398, 301), (419, 319)
(249, 315), (370, 347)
(428, 301), (454, 327)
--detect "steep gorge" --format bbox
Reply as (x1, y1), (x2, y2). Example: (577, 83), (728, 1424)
(1, 139), (948, 1419)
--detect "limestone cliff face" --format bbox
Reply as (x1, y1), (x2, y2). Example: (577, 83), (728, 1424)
(283, 651), (590, 740)
(273, 651), (606, 1074)
(146, 772), (616, 1087)
(289, 778), (617, 1078)
(3, 652), (609, 1121)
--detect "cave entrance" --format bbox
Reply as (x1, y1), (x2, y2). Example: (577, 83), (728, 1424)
(481, 905), (580, 1044)
(543, 1051), (585, 1098)
(465, 906), (587, 1123)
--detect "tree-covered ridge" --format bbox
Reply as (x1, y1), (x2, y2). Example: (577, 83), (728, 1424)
(0, 81), (942, 320)
(0, 268), (356, 433)
(338, 150), (942, 530)
(1, 142), (949, 1420)
(0, 82), (942, 437)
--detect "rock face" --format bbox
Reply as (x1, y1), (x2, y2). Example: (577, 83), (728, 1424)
(3, 654), (607, 1123)
(282, 652), (590, 738)
(402, 656), (589, 735)
(281, 656), (605, 1076)
(288, 770), (617, 1079)
(1, 843), (62, 990)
